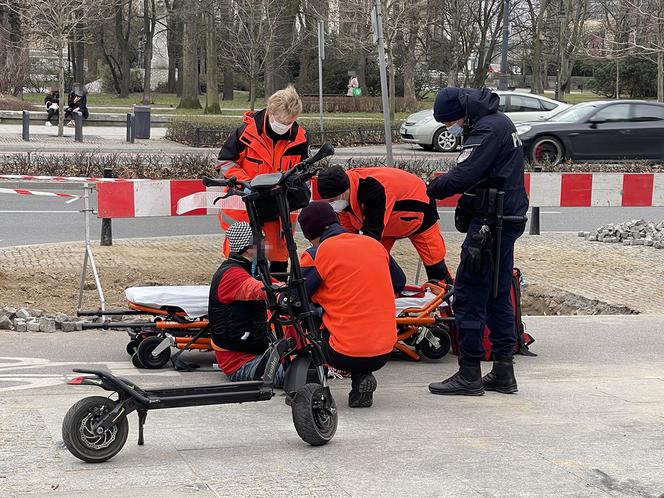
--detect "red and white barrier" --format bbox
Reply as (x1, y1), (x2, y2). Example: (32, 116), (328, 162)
(0, 174), (144, 183)
(435, 172), (664, 208)
(96, 173), (664, 219)
(97, 179), (246, 218)
(0, 186), (80, 201)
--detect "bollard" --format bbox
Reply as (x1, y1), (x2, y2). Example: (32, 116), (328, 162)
(100, 167), (113, 246)
(126, 113), (133, 143)
(22, 110), (29, 141)
(126, 114), (135, 143)
(529, 206), (540, 235)
(74, 112), (83, 142)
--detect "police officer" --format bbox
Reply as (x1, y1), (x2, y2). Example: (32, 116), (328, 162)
(426, 87), (529, 396)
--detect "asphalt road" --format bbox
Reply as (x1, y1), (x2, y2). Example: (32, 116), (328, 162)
(2, 188), (664, 247)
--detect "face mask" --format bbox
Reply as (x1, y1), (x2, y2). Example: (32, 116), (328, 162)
(447, 122), (463, 137)
(270, 120), (292, 135)
(330, 199), (348, 212)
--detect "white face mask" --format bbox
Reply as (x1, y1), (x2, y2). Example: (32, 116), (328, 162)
(270, 120), (292, 135)
(330, 199), (348, 212)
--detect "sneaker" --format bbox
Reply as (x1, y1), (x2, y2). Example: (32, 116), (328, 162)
(67, 120), (75, 127)
(348, 373), (377, 408)
(44, 121), (53, 127)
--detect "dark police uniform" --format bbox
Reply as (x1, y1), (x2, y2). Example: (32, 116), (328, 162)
(427, 87), (528, 395)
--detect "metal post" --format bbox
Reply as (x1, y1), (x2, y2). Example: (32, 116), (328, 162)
(317, 20), (325, 144)
(415, 259), (422, 284)
(371, 0), (394, 166)
(529, 166), (542, 235)
(130, 114), (135, 143)
(74, 112), (83, 142)
(22, 111), (29, 141)
(126, 113), (132, 142)
(498, 0), (510, 91)
(100, 167), (113, 246)
(529, 206), (540, 235)
(77, 183), (106, 312)
(554, 0), (565, 101)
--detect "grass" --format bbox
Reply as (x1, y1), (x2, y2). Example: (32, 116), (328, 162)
(542, 91), (606, 104)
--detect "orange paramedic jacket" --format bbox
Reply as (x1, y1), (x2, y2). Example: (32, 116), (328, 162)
(338, 167), (437, 240)
(300, 226), (397, 357)
(217, 109), (308, 181)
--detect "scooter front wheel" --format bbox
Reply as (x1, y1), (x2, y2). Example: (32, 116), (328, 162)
(291, 383), (337, 446)
(62, 396), (129, 463)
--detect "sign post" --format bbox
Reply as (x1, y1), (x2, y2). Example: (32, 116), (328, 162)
(318, 20), (325, 144)
(371, 0), (394, 166)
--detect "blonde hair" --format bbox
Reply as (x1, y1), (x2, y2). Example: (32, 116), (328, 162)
(267, 84), (302, 118)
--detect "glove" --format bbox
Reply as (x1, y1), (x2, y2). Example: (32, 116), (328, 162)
(426, 175), (445, 199)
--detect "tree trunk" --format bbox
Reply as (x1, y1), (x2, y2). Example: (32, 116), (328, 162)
(179, 6), (202, 108)
(388, 44), (396, 120)
(115, 0), (132, 98)
(58, 43), (65, 138)
(142, 0), (155, 104)
(204, 5), (221, 113)
(658, 52), (664, 103)
(249, 74), (256, 111)
(219, 0), (234, 100)
(166, 0), (183, 93)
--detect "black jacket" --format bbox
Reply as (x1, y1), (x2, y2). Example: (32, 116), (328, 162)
(45, 93), (59, 109)
(427, 88), (529, 219)
(208, 256), (270, 355)
(67, 91), (87, 110)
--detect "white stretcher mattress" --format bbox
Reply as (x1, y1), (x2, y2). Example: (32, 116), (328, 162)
(394, 291), (440, 315)
(125, 286), (210, 319)
(124, 286), (438, 320)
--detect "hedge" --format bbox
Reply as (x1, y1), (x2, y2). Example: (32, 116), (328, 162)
(300, 96), (424, 114)
(166, 115), (401, 148)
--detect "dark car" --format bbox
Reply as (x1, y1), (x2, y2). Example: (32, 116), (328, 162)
(516, 100), (664, 165)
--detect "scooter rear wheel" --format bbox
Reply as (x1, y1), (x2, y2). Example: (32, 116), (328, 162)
(62, 396), (129, 463)
(291, 383), (337, 446)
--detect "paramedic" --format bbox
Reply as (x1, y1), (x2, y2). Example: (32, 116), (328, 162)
(316, 166), (453, 283)
(217, 85), (309, 275)
(298, 201), (405, 408)
(426, 87), (528, 396)
(208, 222), (284, 385)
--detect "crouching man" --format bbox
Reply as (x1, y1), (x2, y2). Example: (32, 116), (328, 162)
(297, 202), (404, 408)
(208, 222), (284, 385)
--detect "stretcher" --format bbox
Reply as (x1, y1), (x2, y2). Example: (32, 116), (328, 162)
(79, 279), (455, 370)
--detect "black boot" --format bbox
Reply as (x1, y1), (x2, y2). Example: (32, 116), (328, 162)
(482, 355), (518, 394)
(348, 373), (377, 408)
(428, 358), (484, 396)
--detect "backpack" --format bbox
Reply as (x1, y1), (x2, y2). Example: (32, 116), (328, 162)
(450, 267), (536, 360)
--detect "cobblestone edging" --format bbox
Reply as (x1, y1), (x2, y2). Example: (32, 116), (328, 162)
(0, 307), (86, 332)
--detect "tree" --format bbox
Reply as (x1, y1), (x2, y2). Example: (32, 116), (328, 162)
(98, 0), (136, 98)
(0, 5), (27, 96)
(219, 0), (300, 110)
(0, 0), (109, 136)
(202, 0), (220, 113)
(178, 1), (201, 108)
(163, 0), (183, 93)
(141, 0), (157, 104)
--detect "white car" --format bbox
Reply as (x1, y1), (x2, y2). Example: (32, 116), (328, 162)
(399, 91), (571, 152)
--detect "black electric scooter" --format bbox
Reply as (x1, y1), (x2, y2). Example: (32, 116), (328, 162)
(61, 145), (338, 463)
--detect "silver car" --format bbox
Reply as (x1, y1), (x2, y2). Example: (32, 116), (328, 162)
(399, 91), (571, 152)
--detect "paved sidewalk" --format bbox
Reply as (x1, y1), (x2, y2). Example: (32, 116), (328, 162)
(1, 232), (663, 314)
(0, 315), (663, 496)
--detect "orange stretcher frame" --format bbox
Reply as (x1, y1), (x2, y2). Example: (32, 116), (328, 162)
(393, 282), (454, 361)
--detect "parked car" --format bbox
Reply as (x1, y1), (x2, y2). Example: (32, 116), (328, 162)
(399, 91), (569, 152)
(516, 100), (664, 165)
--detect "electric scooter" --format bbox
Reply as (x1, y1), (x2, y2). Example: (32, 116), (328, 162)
(61, 145), (338, 463)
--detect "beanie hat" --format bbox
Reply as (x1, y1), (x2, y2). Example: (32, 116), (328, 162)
(298, 201), (339, 241)
(226, 222), (254, 254)
(316, 166), (350, 199)
(433, 87), (465, 123)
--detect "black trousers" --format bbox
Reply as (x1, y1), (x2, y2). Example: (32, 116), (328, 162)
(453, 220), (525, 360)
(323, 331), (390, 386)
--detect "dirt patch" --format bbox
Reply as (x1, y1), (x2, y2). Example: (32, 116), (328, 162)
(521, 283), (637, 316)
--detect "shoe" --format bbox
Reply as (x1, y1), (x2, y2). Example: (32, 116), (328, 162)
(482, 355), (518, 394)
(429, 359), (484, 396)
(44, 121), (52, 127)
(348, 373), (377, 408)
(67, 120), (75, 127)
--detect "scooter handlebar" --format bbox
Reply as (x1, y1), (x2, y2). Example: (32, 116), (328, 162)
(202, 176), (231, 187)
